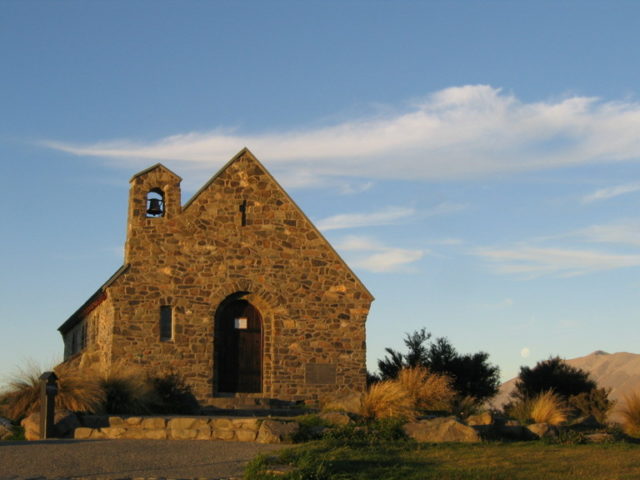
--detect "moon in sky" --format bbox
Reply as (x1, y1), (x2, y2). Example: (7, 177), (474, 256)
(521, 347), (531, 358)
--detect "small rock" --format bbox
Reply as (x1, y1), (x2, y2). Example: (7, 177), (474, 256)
(319, 411), (353, 426)
(142, 428), (167, 440)
(213, 428), (235, 440)
(256, 420), (300, 444)
(170, 428), (198, 440)
(466, 411), (494, 426)
(404, 417), (481, 443)
(74, 427), (95, 439)
(321, 393), (363, 415)
(101, 426), (127, 439)
(231, 418), (260, 431)
(236, 428), (258, 442)
(141, 417), (166, 429)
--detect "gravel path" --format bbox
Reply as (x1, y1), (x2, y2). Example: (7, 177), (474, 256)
(0, 439), (286, 480)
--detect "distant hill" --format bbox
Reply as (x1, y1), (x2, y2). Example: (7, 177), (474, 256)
(491, 351), (640, 411)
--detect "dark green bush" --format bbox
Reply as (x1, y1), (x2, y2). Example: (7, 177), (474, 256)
(567, 387), (614, 424)
(149, 373), (199, 414)
(323, 417), (408, 446)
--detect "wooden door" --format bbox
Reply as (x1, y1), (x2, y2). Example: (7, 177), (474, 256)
(216, 299), (262, 393)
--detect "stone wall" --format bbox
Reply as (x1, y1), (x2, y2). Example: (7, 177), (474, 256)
(75, 415), (297, 444)
(66, 149), (372, 407)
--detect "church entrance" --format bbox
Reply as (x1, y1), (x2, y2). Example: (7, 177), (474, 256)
(215, 298), (262, 393)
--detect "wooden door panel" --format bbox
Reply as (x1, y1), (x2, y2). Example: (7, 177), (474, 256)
(216, 299), (262, 393)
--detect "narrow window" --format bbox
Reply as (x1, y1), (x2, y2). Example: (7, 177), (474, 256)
(160, 305), (173, 341)
(239, 199), (247, 226)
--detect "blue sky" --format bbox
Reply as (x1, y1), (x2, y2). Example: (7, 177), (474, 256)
(3, 1), (640, 385)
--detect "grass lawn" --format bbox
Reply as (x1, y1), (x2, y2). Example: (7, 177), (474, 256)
(247, 441), (640, 480)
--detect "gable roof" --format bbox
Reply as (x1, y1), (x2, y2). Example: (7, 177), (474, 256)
(184, 148), (374, 300)
(130, 163), (182, 182)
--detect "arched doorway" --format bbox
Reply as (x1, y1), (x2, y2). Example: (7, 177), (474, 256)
(215, 297), (262, 393)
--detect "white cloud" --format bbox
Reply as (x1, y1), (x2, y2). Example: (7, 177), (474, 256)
(475, 245), (640, 278)
(354, 249), (424, 273)
(582, 183), (640, 203)
(334, 235), (425, 273)
(316, 206), (415, 231)
(578, 221), (640, 247)
(44, 85), (640, 186)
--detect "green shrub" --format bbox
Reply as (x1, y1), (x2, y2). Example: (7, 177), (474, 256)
(291, 414), (329, 443)
(504, 397), (533, 424)
(99, 365), (157, 414)
(323, 417), (408, 447)
(149, 373), (199, 414)
(567, 387), (614, 424)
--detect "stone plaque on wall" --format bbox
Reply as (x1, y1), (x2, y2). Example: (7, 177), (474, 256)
(305, 363), (337, 385)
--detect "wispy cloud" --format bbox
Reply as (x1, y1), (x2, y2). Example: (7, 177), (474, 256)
(335, 235), (425, 273)
(582, 183), (640, 203)
(44, 85), (640, 186)
(578, 220), (640, 247)
(316, 202), (466, 232)
(475, 245), (640, 278)
(317, 206), (415, 231)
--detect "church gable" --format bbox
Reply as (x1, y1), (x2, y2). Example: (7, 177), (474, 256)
(181, 148), (372, 300)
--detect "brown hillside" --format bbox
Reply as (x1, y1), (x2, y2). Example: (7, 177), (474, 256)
(491, 351), (640, 410)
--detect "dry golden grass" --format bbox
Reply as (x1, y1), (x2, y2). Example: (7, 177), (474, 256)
(0, 362), (104, 420)
(618, 391), (640, 437)
(396, 366), (456, 412)
(360, 380), (416, 421)
(530, 391), (568, 425)
(53, 362), (104, 413)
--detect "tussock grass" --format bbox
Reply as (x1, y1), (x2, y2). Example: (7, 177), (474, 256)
(618, 391), (640, 437)
(396, 366), (456, 412)
(360, 380), (416, 421)
(530, 391), (568, 425)
(0, 362), (104, 420)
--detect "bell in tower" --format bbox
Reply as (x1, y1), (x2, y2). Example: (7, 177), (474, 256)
(146, 190), (164, 217)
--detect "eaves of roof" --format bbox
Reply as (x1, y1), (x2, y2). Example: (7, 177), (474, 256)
(58, 264), (129, 334)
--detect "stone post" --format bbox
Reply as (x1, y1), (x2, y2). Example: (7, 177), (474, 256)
(39, 371), (58, 439)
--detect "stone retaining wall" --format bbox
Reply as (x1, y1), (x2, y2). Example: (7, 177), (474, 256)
(74, 416), (296, 444)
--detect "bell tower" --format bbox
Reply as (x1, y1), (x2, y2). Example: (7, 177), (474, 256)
(124, 163), (182, 264)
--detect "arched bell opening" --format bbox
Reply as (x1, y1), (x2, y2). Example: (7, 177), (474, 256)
(146, 188), (165, 217)
(214, 292), (263, 394)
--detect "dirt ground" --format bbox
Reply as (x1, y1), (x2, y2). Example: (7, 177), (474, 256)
(0, 438), (285, 479)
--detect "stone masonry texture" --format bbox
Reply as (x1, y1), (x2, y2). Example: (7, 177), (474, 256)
(59, 149), (373, 406)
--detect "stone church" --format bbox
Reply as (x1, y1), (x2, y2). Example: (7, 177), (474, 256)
(58, 148), (373, 406)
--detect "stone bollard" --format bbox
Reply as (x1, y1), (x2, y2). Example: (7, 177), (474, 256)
(39, 371), (58, 439)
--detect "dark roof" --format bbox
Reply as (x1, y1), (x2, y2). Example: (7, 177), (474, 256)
(58, 264), (129, 334)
